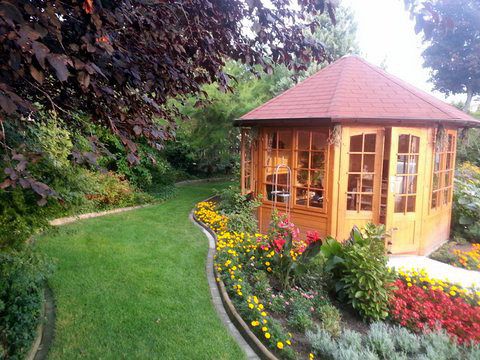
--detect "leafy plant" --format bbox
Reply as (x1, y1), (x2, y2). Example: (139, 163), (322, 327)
(321, 225), (394, 321)
(264, 212), (323, 289)
(452, 162), (480, 242)
(316, 303), (341, 337)
(0, 249), (52, 359)
(217, 184), (261, 234)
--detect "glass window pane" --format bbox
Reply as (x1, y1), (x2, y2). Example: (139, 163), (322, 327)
(298, 131), (310, 150)
(410, 136), (420, 153)
(443, 171), (450, 188)
(360, 194), (373, 211)
(443, 188), (449, 205)
(397, 155), (409, 174)
(361, 174), (374, 193)
(448, 134), (454, 151)
(296, 187), (308, 206)
(275, 169), (290, 185)
(407, 196), (416, 212)
(347, 193), (358, 211)
(431, 191), (438, 208)
(311, 152), (325, 169)
(265, 167), (275, 182)
(363, 154), (375, 172)
(434, 153), (441, 172)
(349, 154), (362, 172)
(398, 134), (410, 153)
(276, 150), (290, 167)
(350, 135), (363, 152)
(312, 132), (327, 150)
(297, 151), (309, 168)
(395, 196), (406, 213)
(278, 131), (292, 149)
(309, 189), (323, 208)
(432, 173), (439, 191)
(364, 134), (376, 152)
(409, 155), (418, 174)
(446, 153), (452, 170)
(267, 132), (277, 149)
(395, 175), (406, 194)
(348, 174), (361, 192)
(310, 170), (324, 189)
(296, 170), (309, 187)
(407, 175), (417, 194)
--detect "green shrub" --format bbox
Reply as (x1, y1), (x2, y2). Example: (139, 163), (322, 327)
(321, 225), (394, 321)
(307, 323), (479, 360)
(316, 303), (341, 337)
(365, 322), (395, 359)
(217, 184), (261, 234)
(0, 249), (52, 359)
(268, 293), (287, 314)
(252, 271), (271, 300)
(452, 162), (480, 242)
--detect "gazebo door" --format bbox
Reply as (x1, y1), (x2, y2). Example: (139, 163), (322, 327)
(385, 128), (427, 253)
(338, 127), (384, 240)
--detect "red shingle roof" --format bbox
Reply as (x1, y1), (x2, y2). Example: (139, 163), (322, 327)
(239, 56), (479, 126)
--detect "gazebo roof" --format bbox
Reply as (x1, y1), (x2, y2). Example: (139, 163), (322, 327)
(237, 55), (479, 127)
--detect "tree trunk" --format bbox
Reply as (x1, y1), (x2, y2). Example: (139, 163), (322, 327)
(463, 86), (474, 112)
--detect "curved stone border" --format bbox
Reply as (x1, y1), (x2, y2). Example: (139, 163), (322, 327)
(26, 285), (55, 360)
(191, 203), (278, 360)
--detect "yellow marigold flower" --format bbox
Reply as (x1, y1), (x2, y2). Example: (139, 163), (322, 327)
(286, 339), (291, 345)
(267, 267), (272, 272)
(277, 342), (284, 349)
(261, 311), (267, 317)
(262, 326), (268, 332)
(249, 303), (254, 309)
(258, 304), (264, 310)
(450, 290), (456, 296)
(253, 296), (259, 304)
(309, 353), (315, 360)
(263, 319), (267, 324)
(251, 320), (259, 327)
(407, 283), (412, 287)
(265, 333), (271, 339)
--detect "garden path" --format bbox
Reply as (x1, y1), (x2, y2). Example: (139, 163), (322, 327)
(388, 255), (480, 289)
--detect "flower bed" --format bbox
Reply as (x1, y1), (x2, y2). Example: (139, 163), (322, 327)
(392, 269), (480, 344)
(452, 244), (480, 271)
(195, 201), (480, 358)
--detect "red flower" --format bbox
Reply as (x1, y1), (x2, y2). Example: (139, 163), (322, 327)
(306, 230), (320, 245)
(389, 280), (480, 344)
(273, 237), (286, 252)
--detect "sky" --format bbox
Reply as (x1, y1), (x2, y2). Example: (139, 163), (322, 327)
(342, 0), (476, 109)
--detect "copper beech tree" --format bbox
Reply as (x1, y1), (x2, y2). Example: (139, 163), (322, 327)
(0, 0), (335, 202)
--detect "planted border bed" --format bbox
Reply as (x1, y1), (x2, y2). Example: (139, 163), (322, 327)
(194, 200), (480, 360)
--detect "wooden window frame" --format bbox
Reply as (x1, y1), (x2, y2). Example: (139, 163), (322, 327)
(393, 134), (420, 214)
(260, 127), (329, 214)
(430, 130), (456, 211)
(346, 133), (377, 213)
(240, 128), (255, 195)
(293, 129), (329, 212)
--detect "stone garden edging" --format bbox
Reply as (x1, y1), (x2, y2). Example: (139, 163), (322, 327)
(191, 201), (278, 360)
(25, 285), (55, 360)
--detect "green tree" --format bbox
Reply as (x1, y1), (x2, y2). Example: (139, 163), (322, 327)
(407, 0), (480, 111)
(170, 5), (359, 176)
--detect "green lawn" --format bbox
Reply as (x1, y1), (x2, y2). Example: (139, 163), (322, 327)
(36, 182), (244, 360)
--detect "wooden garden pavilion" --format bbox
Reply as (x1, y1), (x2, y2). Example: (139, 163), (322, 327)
(236, 56), (480, 255)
